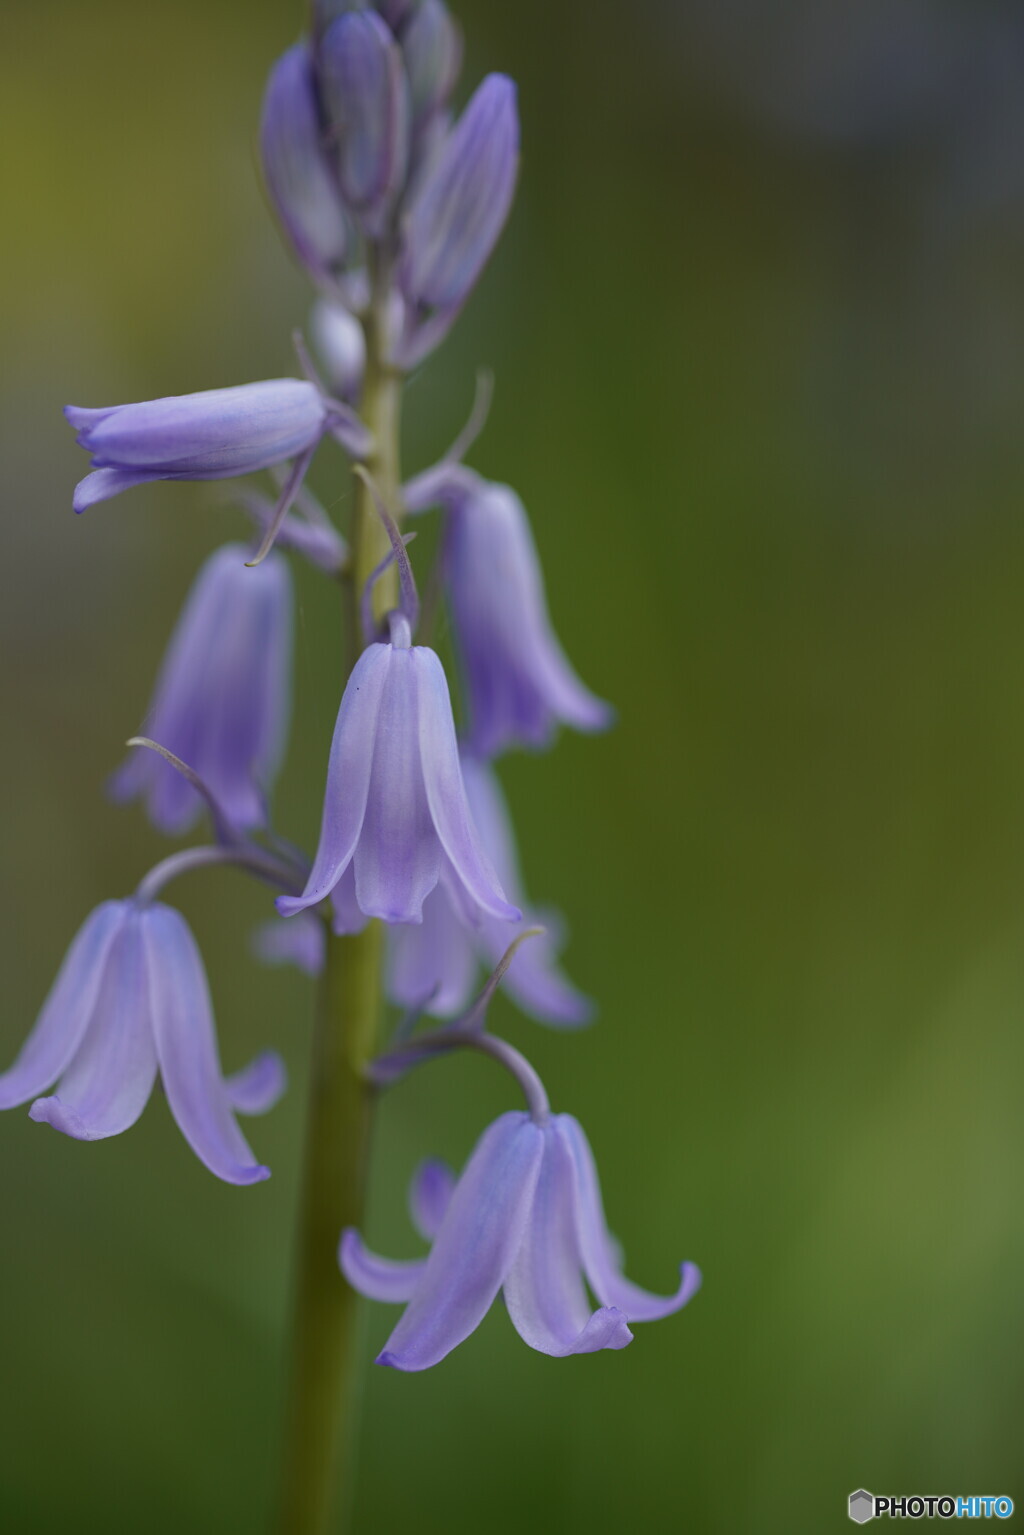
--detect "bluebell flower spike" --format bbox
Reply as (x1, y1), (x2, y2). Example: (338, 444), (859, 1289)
(0, 901), (278, 1183)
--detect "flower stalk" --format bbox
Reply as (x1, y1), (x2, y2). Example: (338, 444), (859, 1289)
(276, 245), (402, 1535)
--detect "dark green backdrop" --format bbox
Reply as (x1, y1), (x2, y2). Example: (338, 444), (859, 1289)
(2, 1), (1023, 1530)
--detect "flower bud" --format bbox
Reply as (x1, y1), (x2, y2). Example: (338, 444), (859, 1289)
(319, 10), (411, 236)
(260, 44), (349, 283)
(400, 74), (518, 315)
(65, 379), (331, 511)
(401, 0), (462, 128)
(311, 298), (366, 402)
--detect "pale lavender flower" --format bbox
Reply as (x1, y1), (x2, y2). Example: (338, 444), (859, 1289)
(407, 466), (611, 757)
(390, 755), (592, 1025)
(277, 630), (520, 928)
(260, 43), (350, 285)
(109, 544), (293, 836)
(65, 378), (371, 514)
(319, 11), (410, 237)
(397, 74), (519, 365)
(341, 1111), (701, 1370)
(0, 901), (282, 1184)
(253, 911), (326, 977)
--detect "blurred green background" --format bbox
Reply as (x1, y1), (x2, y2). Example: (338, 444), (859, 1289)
(3, 0), (1024, 1529)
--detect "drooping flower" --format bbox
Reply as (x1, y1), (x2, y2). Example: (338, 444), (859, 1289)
(389, 754), (591, 1024)
(260, 42), (350, 285)
(396, 74), (519, 366)
(65, 377), (370, 513)
(340, 1111), (700, 1369)
(276, 630), (520, 928)
(0, 901), (283, 1184)
(109, 544), (293, 836)
(406, 466), (612, 757)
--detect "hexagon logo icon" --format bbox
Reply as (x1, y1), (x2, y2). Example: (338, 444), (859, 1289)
(848, 1490), (875, 1523)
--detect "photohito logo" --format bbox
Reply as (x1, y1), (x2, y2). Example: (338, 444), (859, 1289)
(849, 1491), (1014, 1522)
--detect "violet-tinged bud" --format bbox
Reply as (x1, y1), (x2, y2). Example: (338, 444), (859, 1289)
(260, 43), (350, 283)
(276, 638), (521, 928)
(375, 0), (421, 36)
(0, 900), (283, 1184)
(109, 544), (293, 836)
(319, 11), (411, 236)
(401, 0), (462, 129)
(398, 74), (518, 351)
(444, 477), (612, 757)
(65, 379), (342, 513)
(390, 755), (592, 1025)
(340, 1111), (701, 1369)
(311, 297), (366, 402)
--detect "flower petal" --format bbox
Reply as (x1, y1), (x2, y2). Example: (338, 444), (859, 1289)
(377, 1111), (543, 1371)
(408, 1157), (456, 1240)
(354, 648), (441, 923)
(29, 910), (159, 1140)
(72, 467), (157, 513)
(142, 904), (270, 1184)
(74, 380), (325, 477)
(277, 643), (392, 917)
(0, 901), (130, 1110)
(339, 1229), (427, 1304)
(110, 545), (294, 835)
(415, 647), (520, 922)
(252, 913), (326, 976)
(329, 861), (370, 936)
(462, 758), (593, 1027)
(503, 1121), (633, 1355)
(562, 1114), (702, 1321)
(388, 880), (477, 1015)
(224, 1051), (288, 1115)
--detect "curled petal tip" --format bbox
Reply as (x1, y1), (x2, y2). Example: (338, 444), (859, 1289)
(28, 1095), (91, 1139)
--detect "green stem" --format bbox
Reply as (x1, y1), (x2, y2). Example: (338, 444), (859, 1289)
(275, 245), (403, 1535)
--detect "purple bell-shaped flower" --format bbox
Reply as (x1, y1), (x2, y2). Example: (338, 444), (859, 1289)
(65, 377), (370, 513)
(0, 900), (284, 1184)
(406, 465), (612, 757)
(389, 754), (591, 1025)
(341, 1111), (700, 1370)
(109, 543), (293, 836)
(277, 619), (520, 928)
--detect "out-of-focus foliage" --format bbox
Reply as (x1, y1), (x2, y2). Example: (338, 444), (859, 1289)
(2, 0), (1024, 1529)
